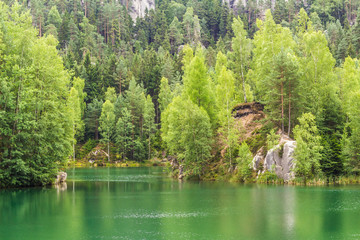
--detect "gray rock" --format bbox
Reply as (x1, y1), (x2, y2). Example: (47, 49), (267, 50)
(178, 165), (184, 180)
(263, 140), (296, 181)
(55, 171), (67, 184)
(128, 0), (155, 21)
(252, 151), (263, 171)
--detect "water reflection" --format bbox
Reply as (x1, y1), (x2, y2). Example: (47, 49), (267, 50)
(1, 168), (360, 240)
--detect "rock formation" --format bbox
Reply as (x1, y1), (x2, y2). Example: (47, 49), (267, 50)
(55, 171), (67, 184)
(127, 0), (155, 21)
(252, 135), (296, 181)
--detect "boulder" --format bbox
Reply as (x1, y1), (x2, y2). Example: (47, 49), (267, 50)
(262, 139), (296, 181)
(55, 171), (67, 184)
(252, 147), (264, 170)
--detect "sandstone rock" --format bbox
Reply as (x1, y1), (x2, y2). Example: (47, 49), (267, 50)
(55, 171), (67, 184)
(263, 139), (296, 181)
(128, 0), (155, 21)
(252, 147), (264, 170)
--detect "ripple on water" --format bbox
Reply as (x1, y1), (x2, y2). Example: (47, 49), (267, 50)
(105, 209), (207, 219)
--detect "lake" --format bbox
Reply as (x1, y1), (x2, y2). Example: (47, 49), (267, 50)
(1, 167), (360, 240)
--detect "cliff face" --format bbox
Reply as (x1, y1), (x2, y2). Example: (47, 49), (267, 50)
(126, 0), (155, 21)
(233, 102), (297, 181)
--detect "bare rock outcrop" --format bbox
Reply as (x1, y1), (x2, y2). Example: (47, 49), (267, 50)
(55, 172), (67, 184)
(263, 139), (296, 181)
(252, 135), (297, 181)
(127, 0), (155, 21)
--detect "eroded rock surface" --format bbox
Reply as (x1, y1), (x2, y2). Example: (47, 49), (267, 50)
(253, 136), (296, 181)
(55, 171), (67, 184)
(264, 140), (296, 181)
(128, 0), (155, 20)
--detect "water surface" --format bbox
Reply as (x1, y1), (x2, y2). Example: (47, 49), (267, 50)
(1, 167), (360, 240)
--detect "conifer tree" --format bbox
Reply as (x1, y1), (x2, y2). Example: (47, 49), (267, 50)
(99, 100), (115, 161)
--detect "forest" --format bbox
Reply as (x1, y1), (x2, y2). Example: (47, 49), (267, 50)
(1, 0), (360, 187)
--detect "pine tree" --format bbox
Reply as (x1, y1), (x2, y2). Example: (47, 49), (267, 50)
(99, 100), (115, 161)
(116, 108), (133, 160)
(67, 87), (81, 161)
(143, 95), (156, 159)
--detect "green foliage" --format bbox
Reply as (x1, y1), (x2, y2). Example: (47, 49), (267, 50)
(144, 95), (156, 159)
(293, 113), (323, 180)
(115, 108), (133, 160)
(162, 96), (212, 176)
(2, 0), (360, 186)
(236, 142), (253, 181)
(183, 47), (216, 125)
(0, 2), (73, 187)
(158, 77), (173, 112)
(267, 129), (280, 151)
(229, 16), (252, 102)
(99, 100), (115, 161)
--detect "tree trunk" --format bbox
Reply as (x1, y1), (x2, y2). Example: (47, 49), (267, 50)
(73, 124), (76, 161)
(241, 67), (247, 103)
(132, 116), (134, 159)
(281, 78), (284, 133)
(288, 78), (291, 136)
(95, 120), (99, 140)
(107, 141), (110, 162)
(148, 138), (151, 160)
(39, 18), (42, 37)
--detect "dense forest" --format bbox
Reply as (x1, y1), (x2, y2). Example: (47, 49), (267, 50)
(1, 0), (360, 187)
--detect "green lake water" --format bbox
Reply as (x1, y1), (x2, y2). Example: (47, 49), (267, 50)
(1, 167), (360, 240)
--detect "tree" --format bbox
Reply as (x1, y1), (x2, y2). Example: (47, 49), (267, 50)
(99, 100), (115, 161)
(183, 47), (216, 125)
(341, 57), (360, 174)
(124, 78), (146, 160)
(143, 95), (156, 159)
(158, 77), (173, 112)
(236, 142), (253, 181)
(115, 107), (133, 160)
(215, 57), (237, 166)
(265, 50), (300, 134)
(299, 30), (337, 120)
(105, 87), (117, 104)
(47, 6), (62, 29)
(0, 3), (73, 187)
(169, 17), (183, 54)
(67, 87), (81, 161)
(183, 7), (194, 44)
(252, 10), (296, 101)
(230, 16), (252, 102)
(85, 98), (103, 140)
(162, 96), (212, 176)
(293, 113), (323, 181)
